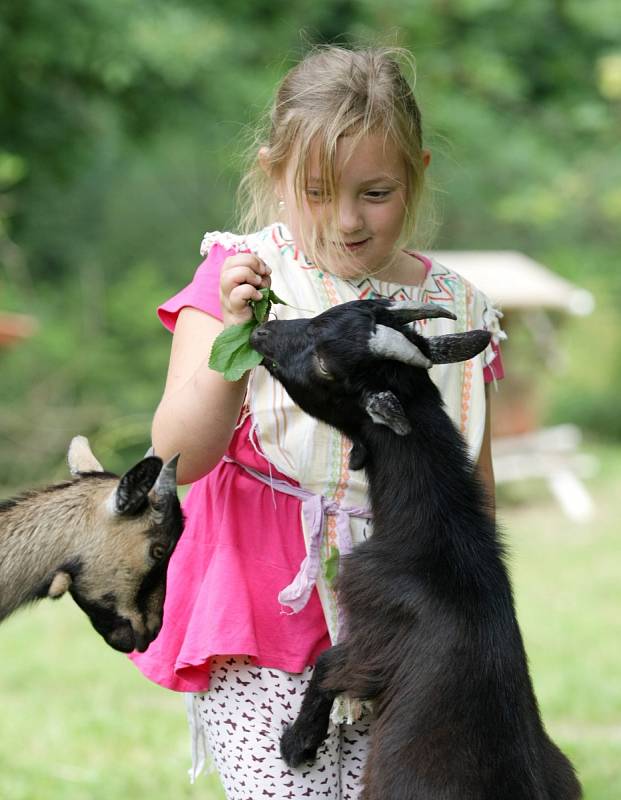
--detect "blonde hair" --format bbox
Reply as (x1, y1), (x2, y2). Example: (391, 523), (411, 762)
(237, 46), (429, 269)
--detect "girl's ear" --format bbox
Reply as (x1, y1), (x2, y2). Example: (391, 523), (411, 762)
(422, 149), (432, 170)
(258, 146), (285, 206)
(258, 146), (271, 175)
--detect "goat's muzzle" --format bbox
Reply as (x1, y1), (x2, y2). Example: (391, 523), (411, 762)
(107, 622), (138, 653)
(105, 620), (160, 653)
(249, 324), (271, 361)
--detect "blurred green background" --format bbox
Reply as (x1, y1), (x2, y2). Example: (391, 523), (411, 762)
(1, 1), (619, 798)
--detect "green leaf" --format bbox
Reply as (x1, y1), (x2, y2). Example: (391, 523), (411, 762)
(222, 340), (263, 381)
(267, 288), (288, 307)
(209, 289), (290, 381)
(209, 320), (256, 372)
(250, 287), (288, 323)
(250, 288), (271, 323)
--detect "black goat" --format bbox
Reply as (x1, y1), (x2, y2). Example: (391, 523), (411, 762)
(250, 299), (581, 800)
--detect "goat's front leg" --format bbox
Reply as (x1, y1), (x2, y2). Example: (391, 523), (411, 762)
(280, 643), (348, 768)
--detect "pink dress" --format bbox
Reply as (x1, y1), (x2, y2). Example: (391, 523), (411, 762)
(129, 244), (330, 692)
(129, 241), (504, 692)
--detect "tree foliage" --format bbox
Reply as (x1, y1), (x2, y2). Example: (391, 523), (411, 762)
(1, 0), (620, 487)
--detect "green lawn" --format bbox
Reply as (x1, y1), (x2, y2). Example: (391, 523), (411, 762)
(1, 443), (619, 799)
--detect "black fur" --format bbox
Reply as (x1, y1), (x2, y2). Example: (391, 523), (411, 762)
(71, 590), (136, 652)
(251, 300), (581, 800)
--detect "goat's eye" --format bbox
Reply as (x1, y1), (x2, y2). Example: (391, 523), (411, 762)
(150, 543), (167, 560)
(314, 354), (333, 379)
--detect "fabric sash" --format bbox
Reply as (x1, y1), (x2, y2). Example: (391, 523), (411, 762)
(223, 454), (372, 638)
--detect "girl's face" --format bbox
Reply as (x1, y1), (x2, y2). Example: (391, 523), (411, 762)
(277, 132), (422, 281)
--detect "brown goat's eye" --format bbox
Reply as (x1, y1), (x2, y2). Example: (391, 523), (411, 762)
(150, 543), (167, 560)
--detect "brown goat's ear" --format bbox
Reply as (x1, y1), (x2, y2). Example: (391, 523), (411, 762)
(48, 571), (72, 598)
(426, 330), (492, 365)
(111, 457), (163, 516)
(68, 436), (104, 476)
(364, 391), (412, 436)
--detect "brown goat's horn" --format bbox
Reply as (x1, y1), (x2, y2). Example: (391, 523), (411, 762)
(369, 325), (432, 369)
(68, 435), (104, 476)
(386, 301), (457, 324)
(153, 453), (180, 496)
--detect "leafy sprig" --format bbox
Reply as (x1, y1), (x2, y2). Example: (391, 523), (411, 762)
(208, 287), (287, 381)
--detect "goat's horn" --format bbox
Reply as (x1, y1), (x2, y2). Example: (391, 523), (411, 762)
(369, 325), (432, 369)
(386, 301), (457, 324)
(427, 330), (492, 364)
(68, 435), (104, 476)
(153, 453), (180, 496)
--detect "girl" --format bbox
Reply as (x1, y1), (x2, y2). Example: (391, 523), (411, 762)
(130, 46), (504, 799)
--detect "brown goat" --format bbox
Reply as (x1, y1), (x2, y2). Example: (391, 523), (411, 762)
(0, 437), (184, 653)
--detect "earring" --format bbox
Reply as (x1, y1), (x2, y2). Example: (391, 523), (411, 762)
(277, 199), (285, 209)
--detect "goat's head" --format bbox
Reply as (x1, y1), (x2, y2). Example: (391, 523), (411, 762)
(250, 299), (491, 463)
(48, 437), (184, 653)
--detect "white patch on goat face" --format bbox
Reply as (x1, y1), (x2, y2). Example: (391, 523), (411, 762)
(368, 326), (433, 370)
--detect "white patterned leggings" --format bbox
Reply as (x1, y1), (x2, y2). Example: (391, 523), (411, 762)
(191, 656), (371, 800)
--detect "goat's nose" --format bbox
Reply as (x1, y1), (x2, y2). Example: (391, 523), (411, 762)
(249, 325), (270, 352)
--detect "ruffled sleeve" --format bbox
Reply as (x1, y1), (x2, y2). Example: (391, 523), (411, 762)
(157, 241), (238, 332)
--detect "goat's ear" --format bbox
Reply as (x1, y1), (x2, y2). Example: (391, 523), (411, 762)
(68, 436), (104, 476)
(111, 457), (163, 516)
(348, 438), (368, 471)
(48, 571), (72, 599)
(364, 391), (412, 436)
(426, 330), (491, 364)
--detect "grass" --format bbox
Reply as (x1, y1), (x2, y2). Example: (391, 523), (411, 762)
(499, 441), (621, 798)
(1, 441), (619, 799)
(0, 601), (225, 800)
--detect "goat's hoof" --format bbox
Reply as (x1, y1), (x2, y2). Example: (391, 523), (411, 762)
(280, 725), (321, 768)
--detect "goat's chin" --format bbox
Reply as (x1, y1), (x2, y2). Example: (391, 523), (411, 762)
(105, 625), (137, 653)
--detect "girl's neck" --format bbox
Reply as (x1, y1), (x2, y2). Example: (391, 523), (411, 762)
(351, 249), (428, 286)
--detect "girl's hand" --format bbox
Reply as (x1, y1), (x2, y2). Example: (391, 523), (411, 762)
(220, 253), (271, 327)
